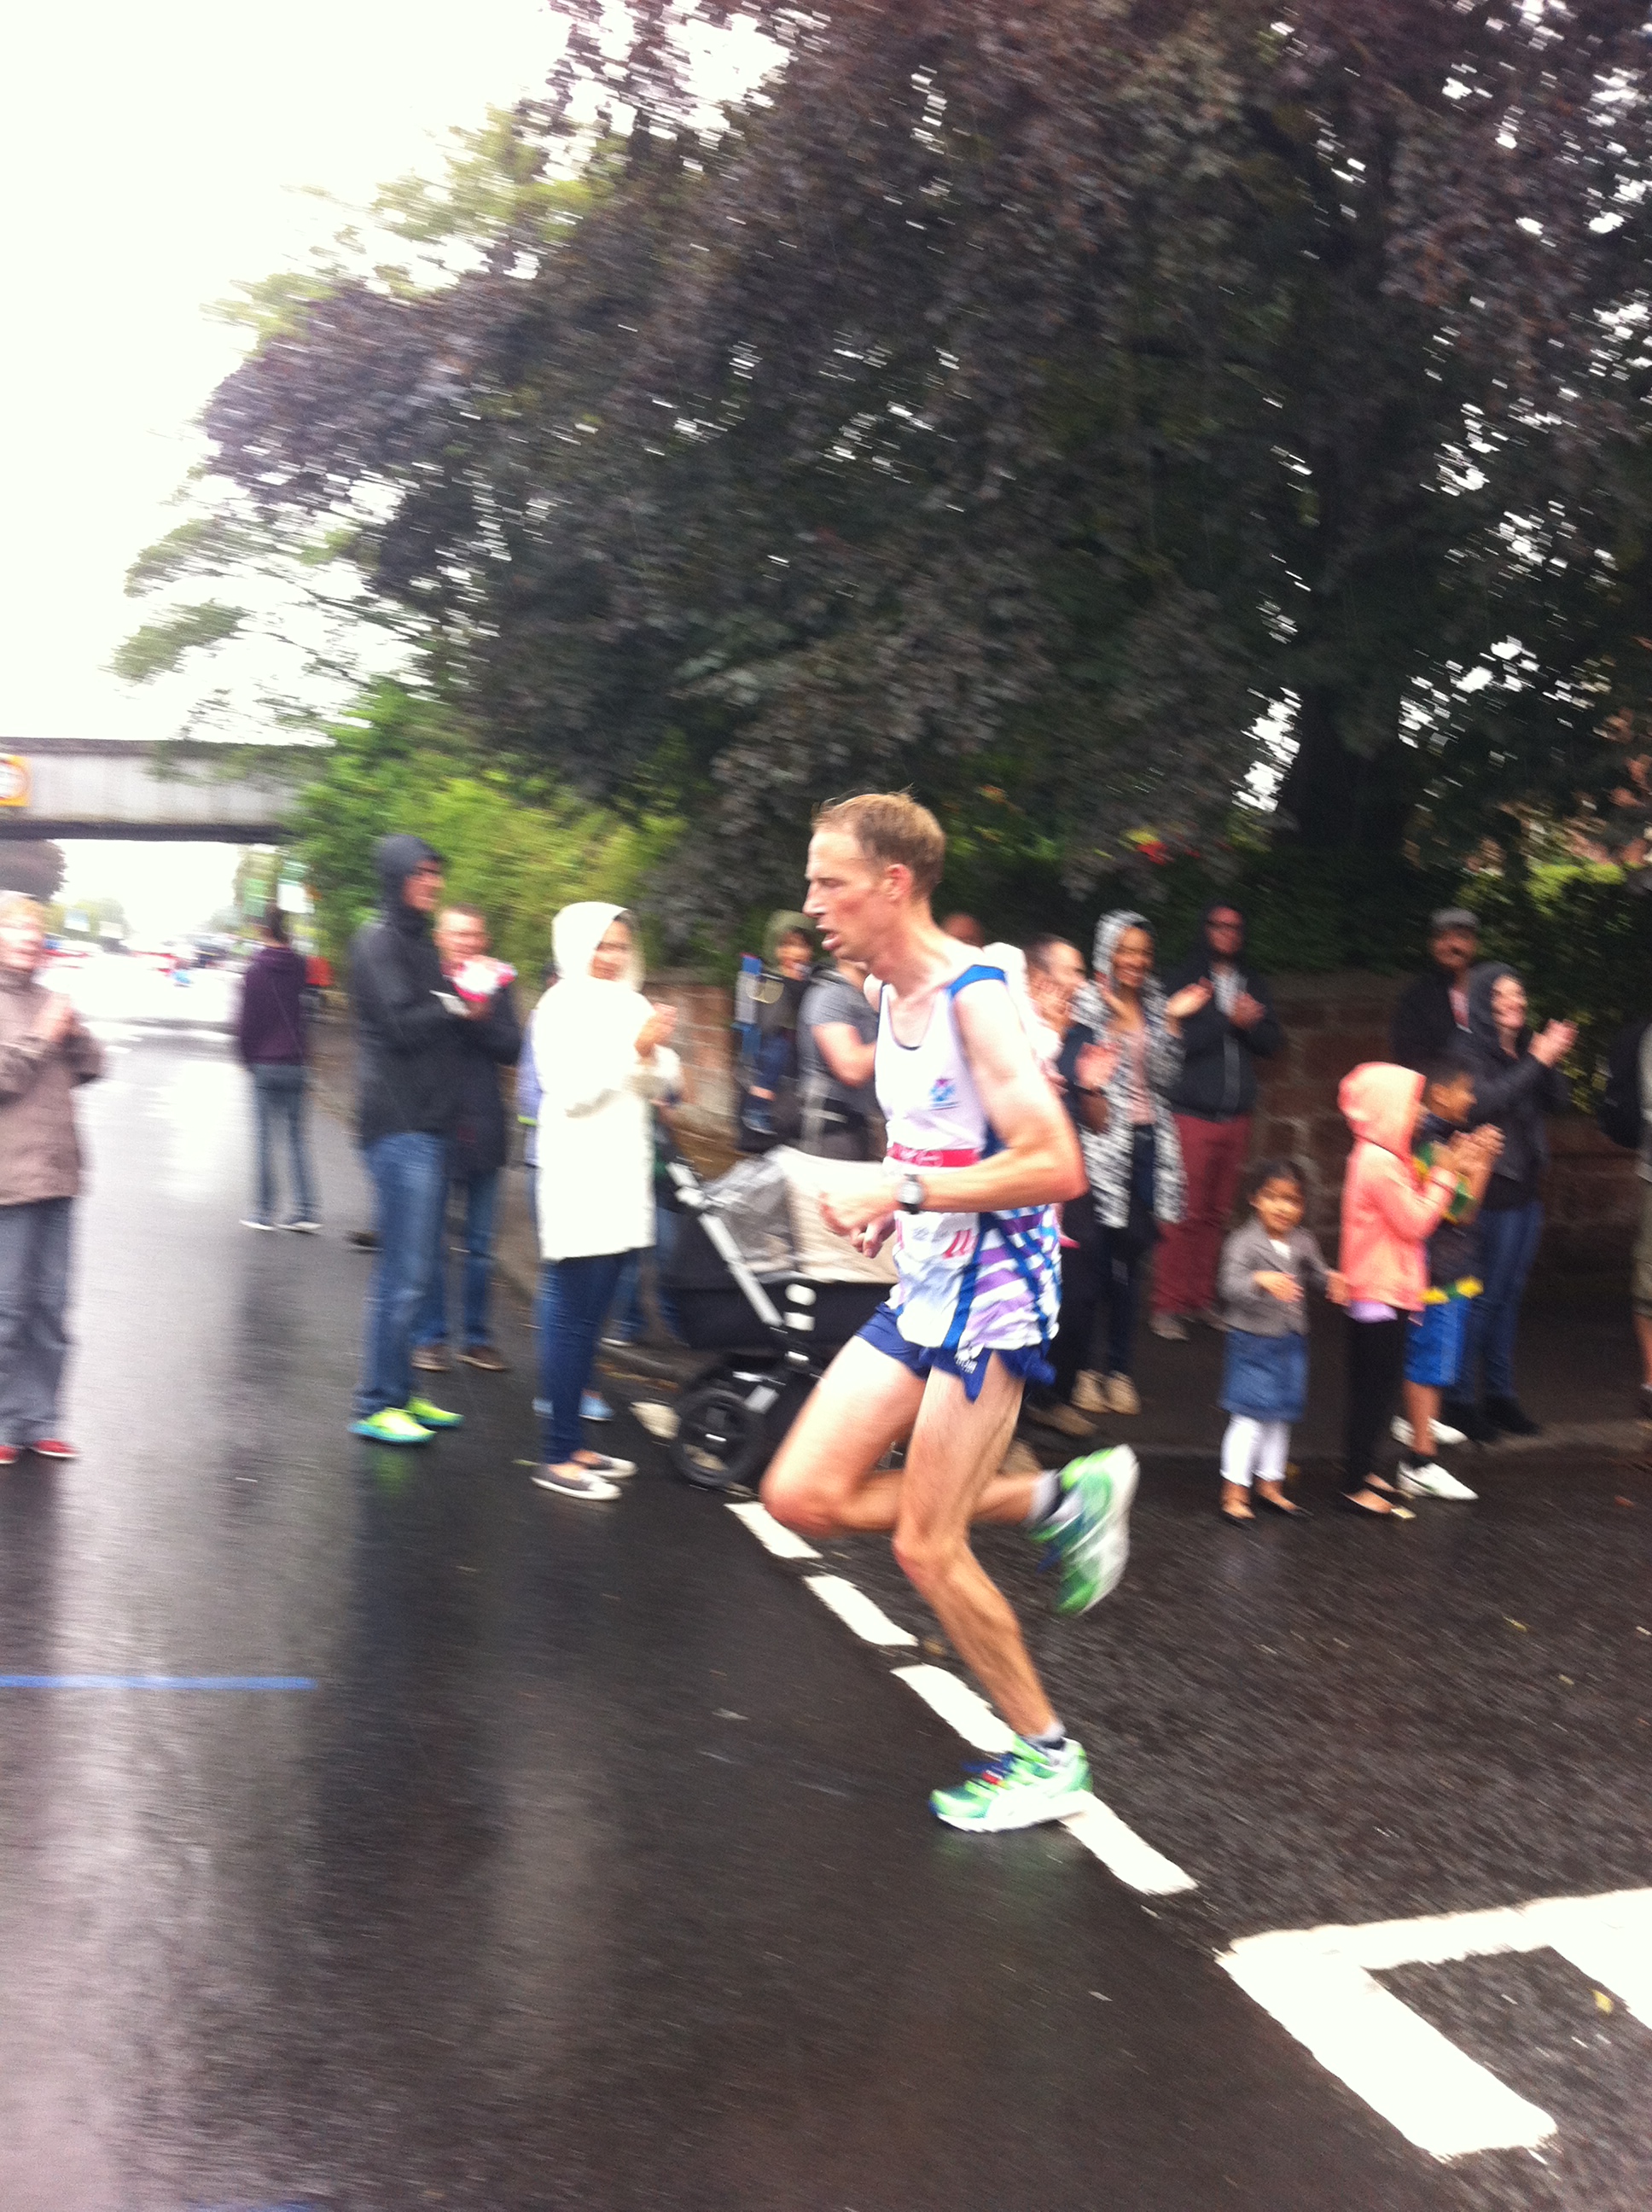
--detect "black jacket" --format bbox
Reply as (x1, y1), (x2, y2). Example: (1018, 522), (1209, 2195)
(348, 835), (463, 1147)
(1161, 919), (1283, 1121)
(1462, 962), (1569, 1203)
(1390, 965), (1470, 1074)
(450, 983), (521, 1179)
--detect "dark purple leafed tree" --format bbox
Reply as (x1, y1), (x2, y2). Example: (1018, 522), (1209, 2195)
(150, 2), (1652, 924)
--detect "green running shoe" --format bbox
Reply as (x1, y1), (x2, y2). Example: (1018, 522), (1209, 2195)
(351, 1407), (435, 1446)
(406, 1397), (463, 1432)
(930, 1736), (1093, 1832)
(1032, 1445), (1139, 1616)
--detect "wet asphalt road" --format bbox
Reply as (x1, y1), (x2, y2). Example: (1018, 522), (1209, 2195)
(0, 1019), (1646, 2211)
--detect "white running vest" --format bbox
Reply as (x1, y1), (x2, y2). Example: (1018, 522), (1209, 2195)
(875, 964), (1062, 1358)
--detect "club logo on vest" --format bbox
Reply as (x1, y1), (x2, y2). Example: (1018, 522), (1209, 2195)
(928, 1074), (958, 1109)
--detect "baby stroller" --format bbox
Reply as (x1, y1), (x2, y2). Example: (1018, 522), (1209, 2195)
(661, 1149), (893, 1492)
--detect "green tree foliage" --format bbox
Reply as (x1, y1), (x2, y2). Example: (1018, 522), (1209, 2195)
(294, 682), (679, 975)
(112, 601), (247, 684)
(132, 3), (1652, 938)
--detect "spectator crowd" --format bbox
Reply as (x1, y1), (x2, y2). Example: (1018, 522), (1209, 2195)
(307, 853), (1610, 1522)
(0, 844), (1639, 1525)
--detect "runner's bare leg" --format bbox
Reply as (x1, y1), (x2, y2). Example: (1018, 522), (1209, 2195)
(765, 1342), (1057, 1738)
(890, 1359), (1056, 1739)
(763, 1336), (1042, 1537)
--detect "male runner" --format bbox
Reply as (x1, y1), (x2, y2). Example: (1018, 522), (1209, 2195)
(762, 795), (1137, 1831)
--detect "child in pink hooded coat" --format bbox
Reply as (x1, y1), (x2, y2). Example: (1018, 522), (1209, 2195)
(1337, 1063), (1471, 1516)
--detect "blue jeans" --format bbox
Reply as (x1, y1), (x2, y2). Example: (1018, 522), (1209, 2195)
(355, 1132), (449, 1417)
(538, 1251), (626, 1464)
(1465, 1200), (1544, 1400)
(0, 1197), (73, 1446)
(251, 1063), (317, 1225)
(413, 1167), (501, 1350)
(608, 1208), (682, 1342)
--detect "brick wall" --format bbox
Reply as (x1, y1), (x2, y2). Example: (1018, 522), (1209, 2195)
(648, 972), (740, 1177)
(1251, 972), (1636, 1281)
(638, 969), (1636, 1284)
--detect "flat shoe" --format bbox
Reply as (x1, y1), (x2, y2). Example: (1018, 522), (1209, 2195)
(1340, 1491), (1392, 1518)
(460, 1344), (510, 1373)
(576, 1451), (636, 1479)
(1254, 1493), (1309, 1518)
(1220, 1506), (1254, 1526)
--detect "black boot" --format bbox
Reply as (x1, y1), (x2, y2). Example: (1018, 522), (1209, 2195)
(1442, 1397), (1498, 1445)
(1485, 1394), (1541, 1438)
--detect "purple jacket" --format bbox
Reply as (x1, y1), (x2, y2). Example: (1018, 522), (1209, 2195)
(238, 946), (309, 1066)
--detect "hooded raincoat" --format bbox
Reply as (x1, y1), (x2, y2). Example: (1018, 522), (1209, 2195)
(530, 903), (683, 1261)
(1070, 911), (1187, 1230)
(1337, 1063), (1457, 1310)
(348, 834), (462, 1148)
(738, 909), (815, 1150)
(1462, 962), (1569, 1205)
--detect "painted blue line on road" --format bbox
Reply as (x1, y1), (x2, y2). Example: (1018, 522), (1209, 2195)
(0, 1674), (318, 1691)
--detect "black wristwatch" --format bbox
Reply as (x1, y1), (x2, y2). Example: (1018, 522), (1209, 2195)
(895, 1172), (926, 1214)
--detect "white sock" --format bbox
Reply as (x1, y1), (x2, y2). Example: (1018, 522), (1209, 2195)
(1026, 1470), (1062, 1527)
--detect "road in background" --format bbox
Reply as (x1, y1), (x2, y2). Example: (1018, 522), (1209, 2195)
(0, 999), (1643, 2211)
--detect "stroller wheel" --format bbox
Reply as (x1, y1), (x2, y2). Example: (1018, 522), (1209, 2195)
(671, 1383), (768, 1493)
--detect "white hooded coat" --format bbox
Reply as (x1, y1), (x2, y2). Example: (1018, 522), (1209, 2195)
(531, 902), (683, 1260)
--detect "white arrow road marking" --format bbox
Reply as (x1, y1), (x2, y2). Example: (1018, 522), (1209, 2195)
(1220, 1887), (1652, 2160)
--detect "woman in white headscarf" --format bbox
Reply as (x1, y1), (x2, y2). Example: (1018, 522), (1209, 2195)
(530, 903), (681, 1500)
(1059, 910), (1210, 1415)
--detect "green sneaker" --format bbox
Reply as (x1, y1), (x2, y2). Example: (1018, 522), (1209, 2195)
(930, 1736), (1093, 1832)
(406, 1397), (463, 1432)
(351, 1407), (435, 1447)
(1031, 1445), (1139, 1616)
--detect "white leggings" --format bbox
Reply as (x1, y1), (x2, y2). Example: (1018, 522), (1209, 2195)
(1221, 1416), (1289, 1488)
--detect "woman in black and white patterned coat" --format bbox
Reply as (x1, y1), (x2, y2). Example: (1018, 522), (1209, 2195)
(1057, 911), (1211, 1414)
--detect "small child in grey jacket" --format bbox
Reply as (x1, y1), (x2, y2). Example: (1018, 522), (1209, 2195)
(1217, 1160), (1345, 1522)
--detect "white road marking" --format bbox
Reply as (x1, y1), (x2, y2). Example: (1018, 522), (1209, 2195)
(805, 1575), (918, 1647)
(894, 1663), (1015, 1753)
(1219, 1887), (1652, 2160)
(724, 1487), (1648, 2167)
(727, 1508), (1198, 1892)
(724, 1500), (820, 1560)
(1062, 1798), (1198, 1896)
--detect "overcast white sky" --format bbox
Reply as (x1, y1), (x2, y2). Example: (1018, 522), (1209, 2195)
(1, 0), (567, 933)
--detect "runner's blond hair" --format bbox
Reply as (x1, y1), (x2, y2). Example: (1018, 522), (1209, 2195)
(813, 793), (945, 898)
